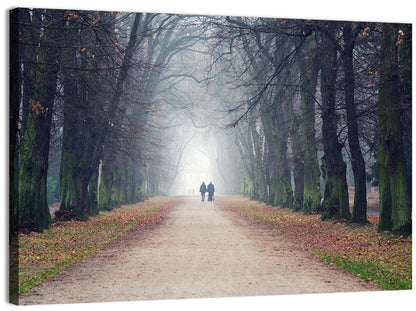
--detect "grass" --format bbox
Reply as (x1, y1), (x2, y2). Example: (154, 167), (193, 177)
(220, 196), (412, 290)
(9, 197), (175, 300)
(311, 249), (412, 290)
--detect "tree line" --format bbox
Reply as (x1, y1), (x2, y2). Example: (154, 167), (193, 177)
(9, 9), (411, 236)
(9, 9), (203, 234)
(207, 18), (411, 235)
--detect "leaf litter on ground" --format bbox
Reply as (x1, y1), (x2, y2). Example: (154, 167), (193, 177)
(10, 196), (176, 297)
(217, 196), (411, 290)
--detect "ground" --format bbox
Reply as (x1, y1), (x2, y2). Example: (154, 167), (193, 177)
(18, 196), (378, 305)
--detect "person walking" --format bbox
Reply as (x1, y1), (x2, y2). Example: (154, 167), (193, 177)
(199, 181), (207, 202)
(207, 181), (215, 202)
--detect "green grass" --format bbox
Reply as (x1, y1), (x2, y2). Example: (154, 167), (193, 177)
(311, 249), (412, 290)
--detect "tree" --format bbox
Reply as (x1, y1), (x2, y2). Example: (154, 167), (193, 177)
(319, 27), (350, 220)
(97, 14), (205, 203)
(15, 9), (64, 231)
(58, 12), (143, 219)
(10, 10), (411, 235)
(398, 24), (412, 204)
(216, 18), (297, 206)
(9, 9), (21, 236)
(295, 35), (321, 214)
(341, 22), (369, 223)
(377, 23), (411, 234)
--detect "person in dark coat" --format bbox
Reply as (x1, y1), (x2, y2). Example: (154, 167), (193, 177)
(199, 182), (207, 201)
(207, 181), (215, 202)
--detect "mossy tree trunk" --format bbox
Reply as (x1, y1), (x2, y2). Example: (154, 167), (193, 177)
(268, 94), (294, 209)
(297, 48), (321, 214)
(136, 167), (146, 202)
(342, 23), (368, 224)
(244, 121), (261, 201)
(249, 119), (268, 202)
(125, 160), (140, 203)
(58, 44), (102, 219)
(87, 169), (99, 216)
(377, 23), (412, 235)
(289, 103), (304, 211)
(234, 127), (256, 199)
(398, 24), (412, 205)
(260, 111), (278, 205)
(58, 13), (142, 220)
(319, 30), (350, 221)
(17, 9), (63, 231)
(98, 151), (142, 211)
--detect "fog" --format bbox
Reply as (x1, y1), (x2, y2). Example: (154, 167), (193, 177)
(143, 29), (234, 196)
(170, 138), (213, 195)
(15, 10), (394, 225)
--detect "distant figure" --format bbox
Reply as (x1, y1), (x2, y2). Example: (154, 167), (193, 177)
(199, 181), (207, 202)
(207, 181), (215, 202)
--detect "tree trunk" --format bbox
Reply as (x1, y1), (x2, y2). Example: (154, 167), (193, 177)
(398, 24), (412, 205)
(98, 153), (114, 211)
(250, 120), (268, 202)
(298, 53), (321, 214)
(319, 31), (350, 221)
(289, 109), (304, 211)
(234, 127), (256, 199)
(342, 23), (368, 223)
(58, 45), (98, 219)
(246, 121), (260, 201)
(87, 168), (99, 216)
(17, 9), (62, 231)
(377, 23), (411, 234)
(270, 98), (294, 209)
(260, 110), (278, 205)
(9, 9), (21, 236)
(136, 166), (146, 202)
(58, 13), (142, 219)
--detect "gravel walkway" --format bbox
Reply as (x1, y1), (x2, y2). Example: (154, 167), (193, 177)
(18, 196), (378, 305)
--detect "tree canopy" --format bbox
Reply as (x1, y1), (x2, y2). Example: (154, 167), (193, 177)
(10, 8), (411, 235)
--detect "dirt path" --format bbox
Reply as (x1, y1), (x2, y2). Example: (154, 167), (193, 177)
(18, 196), (378, 305)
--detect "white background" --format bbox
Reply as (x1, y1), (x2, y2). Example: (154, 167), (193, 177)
(2, 1), (415, 310)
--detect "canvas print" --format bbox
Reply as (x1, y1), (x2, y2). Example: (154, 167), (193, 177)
(9, 7), (412, 306)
